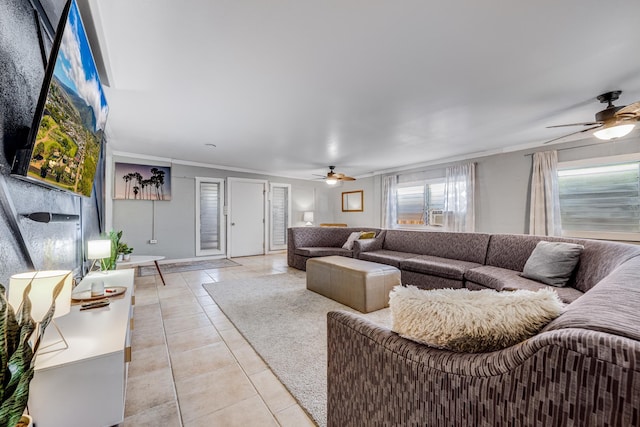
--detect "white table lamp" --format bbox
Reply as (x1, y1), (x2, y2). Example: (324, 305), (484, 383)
(303, 211), (314, 226)
(9, 270), (73, 352)
(88, 239), (112, 272)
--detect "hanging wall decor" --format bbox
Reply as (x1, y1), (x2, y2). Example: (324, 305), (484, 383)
(113, 162), (172, 200)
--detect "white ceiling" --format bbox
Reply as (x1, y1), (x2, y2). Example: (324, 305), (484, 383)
(87, 0), (640, 180)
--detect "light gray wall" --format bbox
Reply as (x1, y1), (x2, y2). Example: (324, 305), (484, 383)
(330, 176), (380, 227)
(368, 134), (640, 234)
(111, 156), (337, 260)
(477, 134), (640, 233)
(113, 133), (640, 260)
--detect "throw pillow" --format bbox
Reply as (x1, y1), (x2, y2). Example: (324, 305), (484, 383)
(389, 285), (564, 353)
(359, 231), (376, 240)
(521, 241), (584, 287)
(342, 232), (363, 250)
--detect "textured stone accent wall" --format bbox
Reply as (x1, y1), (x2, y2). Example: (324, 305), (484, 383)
(0, 0), (102, 285)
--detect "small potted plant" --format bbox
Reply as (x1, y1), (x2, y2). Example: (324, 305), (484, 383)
(119, 243), (134, 261)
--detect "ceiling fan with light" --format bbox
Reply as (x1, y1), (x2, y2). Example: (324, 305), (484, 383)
(544, 91), (640, 144)
(315, 166), (356, 185)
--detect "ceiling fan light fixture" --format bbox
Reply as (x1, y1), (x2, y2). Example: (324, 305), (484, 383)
(325, 177), (338, 185)
(593, 123), (635, 140)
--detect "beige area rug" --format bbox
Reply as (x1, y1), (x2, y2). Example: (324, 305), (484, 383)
(138, 258), (240, 276)
(203, 273), (392, 427)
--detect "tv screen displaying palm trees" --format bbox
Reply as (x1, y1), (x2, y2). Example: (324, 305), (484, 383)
(113, 162), (172, 200)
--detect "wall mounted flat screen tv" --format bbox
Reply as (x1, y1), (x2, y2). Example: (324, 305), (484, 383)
(11, 0), (108, 198)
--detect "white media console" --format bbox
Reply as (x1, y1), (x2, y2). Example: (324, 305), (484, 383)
(28, 269), (135, 427)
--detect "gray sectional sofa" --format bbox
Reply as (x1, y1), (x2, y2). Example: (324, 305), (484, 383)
(287, 226), (640, 425)
(287, 226), (640, 303)
(287, 227), (380, 271)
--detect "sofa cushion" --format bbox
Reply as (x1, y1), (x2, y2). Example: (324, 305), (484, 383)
(401, 270), (465, 290)
(289, 227), (380, 249)
(358, 250), (416, 268)
(400, 255), (481, 280)
(485, 234), (640, 292)
(389, 285), (564, 353)
(382, 230), (491, 264)
(295, 247), (353, 257)
(521, 241), (583, 287)
(465, 265), (584, 303)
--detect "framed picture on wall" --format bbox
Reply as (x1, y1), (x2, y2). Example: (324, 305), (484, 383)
(342, 190), (363, 212)
(113, 162), (172, 200)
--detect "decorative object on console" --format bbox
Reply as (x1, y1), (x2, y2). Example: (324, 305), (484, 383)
(87, 239), (112, 272)
(72, 285), (126, 301)
(303, 211), (314, 226)
(342, 190), (363, 212)
(0, 271), (71, 427)
(521, 241), (584, 287)
(389, 285), (564, 353)
(8, 271), (73, 353)
(113, 162), (172, 200)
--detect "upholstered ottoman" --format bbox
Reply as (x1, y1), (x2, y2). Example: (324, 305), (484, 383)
(306, 256), (401, 313)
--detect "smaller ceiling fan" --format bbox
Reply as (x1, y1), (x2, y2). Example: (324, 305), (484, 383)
(315, 166), (356, 185)
(544, 91), (640, 144)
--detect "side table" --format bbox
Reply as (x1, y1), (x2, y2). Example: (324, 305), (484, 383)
(117, 255), (167, 286)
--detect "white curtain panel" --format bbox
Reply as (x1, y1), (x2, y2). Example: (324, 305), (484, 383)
(529, 150), (561, 236)
(444, 162), (476, 232)
(382, 175), (398, 229)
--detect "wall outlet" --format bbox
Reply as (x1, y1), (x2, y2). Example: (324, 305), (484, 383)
(149, 239), (158, 244)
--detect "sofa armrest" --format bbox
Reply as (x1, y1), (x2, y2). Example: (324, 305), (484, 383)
(327, 310), (640, 426)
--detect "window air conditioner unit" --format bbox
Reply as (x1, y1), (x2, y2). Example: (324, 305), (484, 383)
(429, 209), (444, 226)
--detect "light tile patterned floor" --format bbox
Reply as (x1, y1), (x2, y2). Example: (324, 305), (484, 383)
(123, 253), (316, 427)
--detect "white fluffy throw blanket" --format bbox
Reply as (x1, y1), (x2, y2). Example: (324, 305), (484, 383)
(389, 285), (564, 353)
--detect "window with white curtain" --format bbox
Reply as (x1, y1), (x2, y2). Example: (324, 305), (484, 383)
(195, 177), (225, 255)
(396, 180), (445, 227)
(269, 183), (291, 250)
(558, 156), (640, 241)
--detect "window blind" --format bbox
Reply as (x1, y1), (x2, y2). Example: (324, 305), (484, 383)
(396, 182), (446, 225)
(558, 163), (640, 233)
(271, 186), (288, 246)
(199, 181), (221, 250)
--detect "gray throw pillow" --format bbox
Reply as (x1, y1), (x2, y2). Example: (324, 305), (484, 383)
(521, 241), (584, 287)
(342, 232), (362, 250)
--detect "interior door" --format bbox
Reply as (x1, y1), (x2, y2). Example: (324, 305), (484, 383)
(229, 178), (266, 257)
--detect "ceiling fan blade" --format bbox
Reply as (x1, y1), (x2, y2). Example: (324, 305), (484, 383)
(615, 101), (640, 117)
(546, 121), (601, 128)
(543, 125), (602, 145)
(340, 176), (356, 181)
